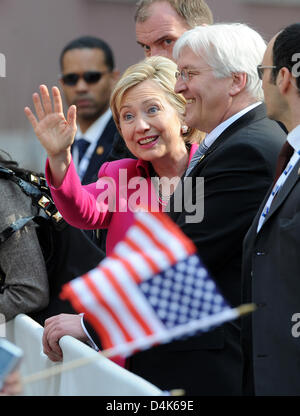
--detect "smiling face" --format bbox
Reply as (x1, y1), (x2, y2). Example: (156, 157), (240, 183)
(118, 79), (184, 163)
(174, 47), (235, 133)
(135, 1), (189, 59)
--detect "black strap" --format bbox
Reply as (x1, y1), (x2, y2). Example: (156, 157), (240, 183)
(0, 216), (35, 245)
(0, 216), (36, 293)
(0, 166), (64, 229)
(0, 165), (66, 293)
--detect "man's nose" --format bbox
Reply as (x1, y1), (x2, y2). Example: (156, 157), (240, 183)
(75, 78), (89, 92)
(174, 76), (186, 94)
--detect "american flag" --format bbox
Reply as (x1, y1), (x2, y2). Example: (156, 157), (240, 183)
(61, 212), (249, 359)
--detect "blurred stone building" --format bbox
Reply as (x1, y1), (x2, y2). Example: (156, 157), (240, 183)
(0, 0), (299, 171)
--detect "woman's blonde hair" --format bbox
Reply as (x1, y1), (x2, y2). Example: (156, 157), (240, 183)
(110, 56), (201, 143)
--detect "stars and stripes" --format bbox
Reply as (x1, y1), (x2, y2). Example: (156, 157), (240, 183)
(61, 211), (244, 358)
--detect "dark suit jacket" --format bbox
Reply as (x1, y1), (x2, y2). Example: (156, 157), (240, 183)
(241, 148), (300, 396)
(107, 131), (136, 162)
(126, 104), (286, 395)
(77, 116), (118, 185)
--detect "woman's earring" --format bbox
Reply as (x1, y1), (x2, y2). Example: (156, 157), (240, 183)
(181, 125), (188, 135)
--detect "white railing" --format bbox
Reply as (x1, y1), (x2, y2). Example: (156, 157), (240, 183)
(6, 314), (162, 396)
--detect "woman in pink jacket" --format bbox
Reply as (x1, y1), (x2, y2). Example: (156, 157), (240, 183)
(25, 56), (199, 256)
(25, 56), (200, 363)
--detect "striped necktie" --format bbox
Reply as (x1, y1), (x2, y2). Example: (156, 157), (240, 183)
(76, 138), (90, 163)
(185, 140), (209, 177)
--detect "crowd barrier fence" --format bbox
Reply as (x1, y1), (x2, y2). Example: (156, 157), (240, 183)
(6, 314), (163, 396)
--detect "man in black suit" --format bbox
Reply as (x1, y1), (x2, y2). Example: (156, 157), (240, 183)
(126, 23), (286, 395)
(59, 36), (123, 254)
(59, 36), (120, 185)
(241, 23), (300, 396)
(41, 23), (286, 394)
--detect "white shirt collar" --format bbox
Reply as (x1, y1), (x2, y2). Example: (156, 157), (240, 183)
(287, 124), (300, 152)
(256, 123), (300, 234)
(75, 108), (112, 145)
(204, 102), (262, 148)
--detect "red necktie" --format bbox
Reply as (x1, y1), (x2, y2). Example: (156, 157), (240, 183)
(273, 141), (294, 185)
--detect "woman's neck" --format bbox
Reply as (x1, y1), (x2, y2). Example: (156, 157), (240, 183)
(151, 146), (189, 180)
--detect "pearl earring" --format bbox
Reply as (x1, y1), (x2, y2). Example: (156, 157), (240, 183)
(181, 125), (188, 134)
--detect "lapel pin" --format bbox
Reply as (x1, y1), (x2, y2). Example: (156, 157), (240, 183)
(96, 146), (104, 155)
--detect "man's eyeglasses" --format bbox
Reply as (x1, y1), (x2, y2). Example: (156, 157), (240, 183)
(257, 65), (276, 80)
(175, 69), (203, 83)
(61, 71), (109, 86)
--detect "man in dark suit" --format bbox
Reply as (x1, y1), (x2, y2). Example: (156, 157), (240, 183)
(41, 23), (286, 394)
(126, 23), (286, 395)
(241, 23), (300, 396)
(59, 36), (120, 185)
(59, 36), (123, 253)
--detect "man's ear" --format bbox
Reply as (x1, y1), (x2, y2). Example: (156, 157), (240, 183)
(229, 72), (247, 96)
(277, 67), (292, 95)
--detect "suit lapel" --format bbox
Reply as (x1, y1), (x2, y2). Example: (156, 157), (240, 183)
(188, 104), (267, 176)
(258, 158), (300, 233)
(244, 182), (274, 244)
(167, 104), (267, 222)
(82, 117), (116, 184)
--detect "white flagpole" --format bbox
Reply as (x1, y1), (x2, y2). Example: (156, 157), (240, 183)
(22, 304), (255, 385)
(102, 304), (255, 358)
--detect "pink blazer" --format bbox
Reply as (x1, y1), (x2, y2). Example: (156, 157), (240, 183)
(46, 143), (198, 255)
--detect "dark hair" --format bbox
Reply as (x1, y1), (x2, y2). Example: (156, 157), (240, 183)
(272, 23), (300, 91)
(59, 36), (115, 72)
(135, 0), (213, 27)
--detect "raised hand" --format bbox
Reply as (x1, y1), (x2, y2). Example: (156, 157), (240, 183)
(25, 85), (77, 187)
(24, 85), (77, 158)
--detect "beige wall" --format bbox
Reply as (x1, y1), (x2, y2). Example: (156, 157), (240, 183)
(0, 0), (300, 170)
(209, 0), (300, 40)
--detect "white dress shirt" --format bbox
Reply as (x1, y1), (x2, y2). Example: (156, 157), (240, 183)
(73, 108), (112, 180)
(257, 124), (300, 233)
(203, 102), (262, 149)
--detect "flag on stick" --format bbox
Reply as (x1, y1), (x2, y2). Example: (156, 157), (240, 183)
(61, 211), (253, 358)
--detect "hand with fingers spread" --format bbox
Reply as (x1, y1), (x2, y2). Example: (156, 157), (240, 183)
(42, 313), (89, 362)
(24, 85), (77, 187)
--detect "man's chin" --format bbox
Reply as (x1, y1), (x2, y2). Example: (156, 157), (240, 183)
(77, 109), (99, 120)
(184, 115), (197, 131)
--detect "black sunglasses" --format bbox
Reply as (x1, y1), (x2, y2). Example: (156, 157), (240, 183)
(61, 71), (109, 86)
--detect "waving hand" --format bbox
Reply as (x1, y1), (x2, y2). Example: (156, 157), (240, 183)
(25, 85), (77, 157)
(25, 85), (77, 187)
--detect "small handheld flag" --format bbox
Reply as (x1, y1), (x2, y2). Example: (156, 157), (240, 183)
(61, 211), (254, 358)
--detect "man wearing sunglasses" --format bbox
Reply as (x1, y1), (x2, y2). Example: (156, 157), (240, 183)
(59, 36), (120, 185)
(241, 23), (300, 396)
